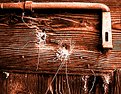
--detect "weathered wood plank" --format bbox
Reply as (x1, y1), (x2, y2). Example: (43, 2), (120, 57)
(4, 73), (38, 94)
(0, 9), (105, 74)
(0, 72), (114, 94)
(6, 73), (27, 94)
(0, 72), (7, 94)
(113, 70), (121, 94)
(0, 2), (120, 75)
(26, 74), (38, 94)
(36, 74), (113, 94)
(0, 1), (121, 94)
(38, 74), (49, 94)
(0, 1), (121, 80)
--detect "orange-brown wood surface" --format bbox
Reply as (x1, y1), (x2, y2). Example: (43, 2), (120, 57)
(0, 0), (121, 94)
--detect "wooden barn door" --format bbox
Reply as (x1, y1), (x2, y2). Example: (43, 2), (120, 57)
(0, 1), (121, 94)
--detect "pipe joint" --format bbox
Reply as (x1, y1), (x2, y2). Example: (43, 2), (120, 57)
(25, 1), (32, 11)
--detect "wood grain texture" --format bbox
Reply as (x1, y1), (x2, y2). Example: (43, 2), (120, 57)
(2, 73), (38, 94)
(0, 4), (120, 74)
(0, 1), (121, 94)
(113, 70), (121, 94)
(0, 1), (120, 74)
(0, 72), (7, 94)
(1, 73), (112, 94)
(0, 9), (104, 74)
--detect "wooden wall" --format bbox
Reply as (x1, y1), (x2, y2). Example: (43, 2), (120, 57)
(0, 0), (121, 94)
